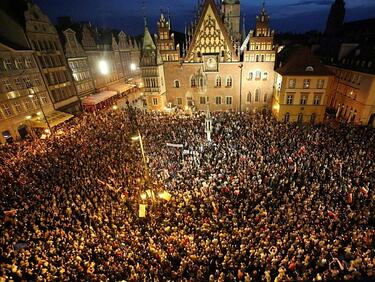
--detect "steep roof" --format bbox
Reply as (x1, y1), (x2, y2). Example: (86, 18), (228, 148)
(186, 0), (238, 62)
(142, 26), (156, 50)
(276, 45), (333, 76)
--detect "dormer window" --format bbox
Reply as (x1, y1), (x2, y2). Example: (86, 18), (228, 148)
(305, 66), (314, 72)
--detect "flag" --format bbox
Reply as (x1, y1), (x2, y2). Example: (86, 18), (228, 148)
(360, 187), (368, 198)
(298, 146), (306, 155)
(4, 209), (17, 216)
(139, 204), (147, 218)
(347, 193), (353, 204)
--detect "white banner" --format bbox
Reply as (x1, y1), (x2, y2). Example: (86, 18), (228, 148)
(166, 143), (184, 148)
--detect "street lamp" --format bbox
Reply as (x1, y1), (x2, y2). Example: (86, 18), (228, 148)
(130, 63), (137, 71)
(98, 60), (109, 75)
(28, 88), (52, 133)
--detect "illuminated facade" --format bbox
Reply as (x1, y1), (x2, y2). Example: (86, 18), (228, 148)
(272, 46), (333, 124)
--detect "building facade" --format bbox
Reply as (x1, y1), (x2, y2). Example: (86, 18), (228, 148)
(145, 0), (276, 113)
(62, 28), (95, 99)
(242, 6), (276, 111)
(24, 3), (80, 114)
(140, 25), (166, 111)
(326, 45), (375, 126)
(272, 46), (333, 123)
(0, 42), (53, 143)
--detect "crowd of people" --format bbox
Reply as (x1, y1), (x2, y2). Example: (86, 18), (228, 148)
(0, 108), (374, 281)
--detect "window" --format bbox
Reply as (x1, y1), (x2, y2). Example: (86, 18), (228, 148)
(303, 79), (310, 89)
(226, 76), (232, 87)
(313, 95), (321, 105)
(300, 94), (307, 105)
(216, 96), (222, 105)
(286, 95), (294, 105)
(191, 77), (196, 87)
(215, 76), (221, 87)
(263, 72), (268, 80)
(39, 93), (48, 104)
(4, 58), (13, 70)
(289, 79), (296, 89)
(23, 77), (32, 88)
(255, 89), (260, 102)
(255, 71), (261, 80)
(317, 79), (324, 89)
(152, 98), (158, 106)
(15, 58), (24, 69)
(1, 104), (13, 117)
(284, 113), (290, 122)
(2, 80), (13, 92)
(297, 113), (303, 123)
(24, 98), (33, 110)
(15, 78), (23, 90)
(25, 57), (33, 68)
(200, 96), (206, 104)
(246, 92), (251, 103)
(305, 66), (314, 72)
(174, 80), (180, 88)
(176, 97), (183, 105)
(248, 72), (253, 80)
(263, 93), (267, 103)
(226, 96), (233, 105)
(13, 101), (23, 113)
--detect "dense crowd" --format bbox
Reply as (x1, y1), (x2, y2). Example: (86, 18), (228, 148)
(0, 109), (374, 281)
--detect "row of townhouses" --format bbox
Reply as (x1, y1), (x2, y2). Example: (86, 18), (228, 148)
(0, 0), (141, 143)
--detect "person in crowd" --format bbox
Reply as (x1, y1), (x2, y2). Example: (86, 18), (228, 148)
(0, 109), (374, 281)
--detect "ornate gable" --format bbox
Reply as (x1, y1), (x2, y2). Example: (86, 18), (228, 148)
(186, 0), (238, 63)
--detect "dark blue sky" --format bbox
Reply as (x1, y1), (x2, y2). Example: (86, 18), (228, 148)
(34, 0), (375, 35)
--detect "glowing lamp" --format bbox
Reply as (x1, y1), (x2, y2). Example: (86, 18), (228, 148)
(98, 60), (109, 75)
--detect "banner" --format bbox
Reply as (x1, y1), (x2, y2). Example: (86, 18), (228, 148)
(166, 143), (183, 148)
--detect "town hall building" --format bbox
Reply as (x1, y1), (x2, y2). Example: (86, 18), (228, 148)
(140, 0), (276, 112)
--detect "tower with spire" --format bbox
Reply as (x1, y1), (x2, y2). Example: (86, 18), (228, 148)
(241, 2), (276, 111)
(325, 0), (345, 36)
(156, 12), (180, 62)
(140, 21), (167, 110)
(221, 0), (241, 42)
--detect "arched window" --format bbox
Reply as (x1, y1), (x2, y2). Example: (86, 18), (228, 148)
(190, 76), (196, 87)
(256, 55), (259, 62)
(263, 93), (267, 103)
(261, 55), (264, 62)
(248, 72), (253, 80)
(263, 72), (268, 80)
(284, 113), (290, 123)
(174, 80), (180, 88)
(255, 89), (260, 102)
(247, 92), (252, 103)
(305, 66), (314, 72)
(226, 76), (232, 87)
(255, 71), (261, 80)
(199, 77), (204, 87)
(215, 75), (221, 87)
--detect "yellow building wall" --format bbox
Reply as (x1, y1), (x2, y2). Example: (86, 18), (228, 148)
(272, 74), (333, 123)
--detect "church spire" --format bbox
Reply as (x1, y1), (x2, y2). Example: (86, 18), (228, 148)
(325, 0), (345, 36)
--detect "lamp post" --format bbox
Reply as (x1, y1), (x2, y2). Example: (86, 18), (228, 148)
(239, 63), (243, 113)
(27, 84), (52, 133)
(126, 99), (154, 202)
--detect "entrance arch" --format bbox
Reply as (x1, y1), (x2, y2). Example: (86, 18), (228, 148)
(18, 124), (28, 140)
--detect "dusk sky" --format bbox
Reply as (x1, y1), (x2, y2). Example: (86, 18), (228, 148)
(33, 0), (375, 35)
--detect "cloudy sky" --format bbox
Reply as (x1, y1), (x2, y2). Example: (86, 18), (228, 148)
(33, 0), (375, 35)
